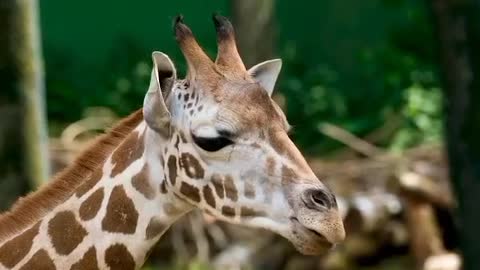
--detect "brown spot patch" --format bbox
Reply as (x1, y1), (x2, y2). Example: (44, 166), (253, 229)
(224, 175), (238, 202)
(167, 155), (178, 186)
(132, 164), (155, 200)
(180, 182), (201, 202)
(268, 130), (287, 155)
(244, 181), (256, 199)
(49, 211), (87, 255)
(70, 246), (99, 270)
(159, 154), (165, 167)
(102, 186), (139, 234)
(145, 217), (167, 240)
(240, 206), (266, 218)
(270, 131), (311, 173)
(281, 165), (297, 185)
(0, 222), (40, 268)
(179, 131), (187, 143)
(19, 249), (55, 270)
(266, 156), (276, 176)
(211, 174), (225, 199)
(79, 188), (104, 221)
(251, 142), (261, 148)
(222, 206), (236, 217)
(76, 168), (103, 197)
(110, 131), (144, 177)
(259, 131), (266, 140)
(179, 153), (204, 179)
(203, 185), (216, 208)
(159, 179), (168, 194)
(105, 244), (135, 270)
(174, 135), (180, 149)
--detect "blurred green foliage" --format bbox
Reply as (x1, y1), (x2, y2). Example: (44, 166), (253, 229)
(278, 0), (443, 154)
(389, 83), (442, 151)
(42, 0), (443, 155)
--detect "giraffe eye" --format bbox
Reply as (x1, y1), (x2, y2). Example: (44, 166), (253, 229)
(192, 135), (234, 152)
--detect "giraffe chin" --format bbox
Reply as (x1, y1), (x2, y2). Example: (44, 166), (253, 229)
(289, 217), (334, 256)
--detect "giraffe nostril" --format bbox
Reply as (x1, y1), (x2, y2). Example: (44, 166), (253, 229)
(303, 189), (332, 210)
(311, 191), (329, 208)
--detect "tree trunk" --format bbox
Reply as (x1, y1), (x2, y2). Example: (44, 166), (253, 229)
(231, 0), (276, 67)
(230, 0), (287, 108)
(0, 0), (50, 210)
(429, 0), (480, 269)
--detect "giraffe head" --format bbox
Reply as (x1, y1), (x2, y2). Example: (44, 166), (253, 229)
(143, 15), (345, 255)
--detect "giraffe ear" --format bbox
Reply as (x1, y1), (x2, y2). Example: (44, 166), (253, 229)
(248, 59), (282, 96)
(143, 51), (177, 133)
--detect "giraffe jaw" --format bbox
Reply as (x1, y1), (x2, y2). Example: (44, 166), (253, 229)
(288, 217), (335, 255)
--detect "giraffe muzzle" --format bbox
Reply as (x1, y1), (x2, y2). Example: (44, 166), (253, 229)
(289, 216), (336, 255)
(283, 183), (346, 255)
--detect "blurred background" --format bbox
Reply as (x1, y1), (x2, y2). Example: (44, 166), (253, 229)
(1, 0), (480, 269)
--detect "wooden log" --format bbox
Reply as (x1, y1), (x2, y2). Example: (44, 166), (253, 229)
(402, 195), (445, 268)
(399, 171), (454, 208)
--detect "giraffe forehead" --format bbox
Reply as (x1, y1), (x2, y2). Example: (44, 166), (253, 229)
(179, 80), (282, 125)
(221, 88), (280, 128)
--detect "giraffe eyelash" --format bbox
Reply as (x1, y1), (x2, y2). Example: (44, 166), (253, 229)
(192, 134), (234, 152)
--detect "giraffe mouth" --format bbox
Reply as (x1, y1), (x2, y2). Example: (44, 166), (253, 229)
(290, 217), (333, 251)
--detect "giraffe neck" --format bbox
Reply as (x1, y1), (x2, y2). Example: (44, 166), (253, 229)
(0, 122), (193, 270)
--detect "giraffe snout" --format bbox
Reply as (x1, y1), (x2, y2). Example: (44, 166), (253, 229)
(294, 187), (346, 245)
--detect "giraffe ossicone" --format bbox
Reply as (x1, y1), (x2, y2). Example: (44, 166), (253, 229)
(0, 15), (345, 269)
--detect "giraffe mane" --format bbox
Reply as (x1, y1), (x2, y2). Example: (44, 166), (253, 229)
(0, 109), (144, 241)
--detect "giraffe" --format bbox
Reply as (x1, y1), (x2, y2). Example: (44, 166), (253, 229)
(0, 15), (345, 269)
